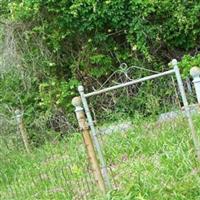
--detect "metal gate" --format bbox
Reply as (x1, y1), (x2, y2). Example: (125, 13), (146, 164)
(78, 59), (200, 192)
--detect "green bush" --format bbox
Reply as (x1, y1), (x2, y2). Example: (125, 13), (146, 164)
(179, 54), (200, 77)
(1, 0), (200, 142)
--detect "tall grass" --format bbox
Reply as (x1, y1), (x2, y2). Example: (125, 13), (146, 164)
(1, 115), (200, 200)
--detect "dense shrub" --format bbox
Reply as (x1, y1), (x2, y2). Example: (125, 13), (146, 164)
(1, 0), (200, 140)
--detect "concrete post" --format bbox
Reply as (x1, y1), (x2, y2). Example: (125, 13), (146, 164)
(72, 97), (106, 193)
(190, 66), (200, 104)
(15, 109), (30, 153)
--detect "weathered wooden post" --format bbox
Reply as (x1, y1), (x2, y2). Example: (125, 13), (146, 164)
(72, 97), (106, 193)
(15, 109), (30, 153)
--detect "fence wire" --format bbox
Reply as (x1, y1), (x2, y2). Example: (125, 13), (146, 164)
(0, 109), (101, 200)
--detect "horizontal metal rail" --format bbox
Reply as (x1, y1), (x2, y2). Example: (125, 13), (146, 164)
(85, 69), (175, 98)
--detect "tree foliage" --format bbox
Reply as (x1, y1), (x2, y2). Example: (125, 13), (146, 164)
(1, 0), (200, 137)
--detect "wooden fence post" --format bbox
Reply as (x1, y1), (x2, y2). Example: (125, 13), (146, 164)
(15, 109), (30, 153)
(72, 97), (106, 193)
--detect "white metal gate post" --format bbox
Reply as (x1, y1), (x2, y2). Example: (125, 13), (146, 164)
(190, 67), (200, 104)
(78, 86), (112, 189)
(172, 59), (200, 160)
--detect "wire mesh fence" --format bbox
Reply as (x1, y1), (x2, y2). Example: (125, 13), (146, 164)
(0, 109), (101, 200)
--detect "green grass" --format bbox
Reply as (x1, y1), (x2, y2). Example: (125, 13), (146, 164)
(1, 116), (200, 200)
(102, 116), (200, 200)
(0, 133), (99, 199)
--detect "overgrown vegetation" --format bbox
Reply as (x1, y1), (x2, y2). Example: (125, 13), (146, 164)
(1, 1), (200, 199)
(1, 1), (200, 141)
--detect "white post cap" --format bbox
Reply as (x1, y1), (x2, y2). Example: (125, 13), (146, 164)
(171, 59), (178, 67)
(190, 67), (200, 78)
(72, 96), (82, 107)
(78, 85), (84, 92)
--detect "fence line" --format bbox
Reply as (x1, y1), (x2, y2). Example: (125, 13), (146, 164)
(0, 108), (100, 199)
